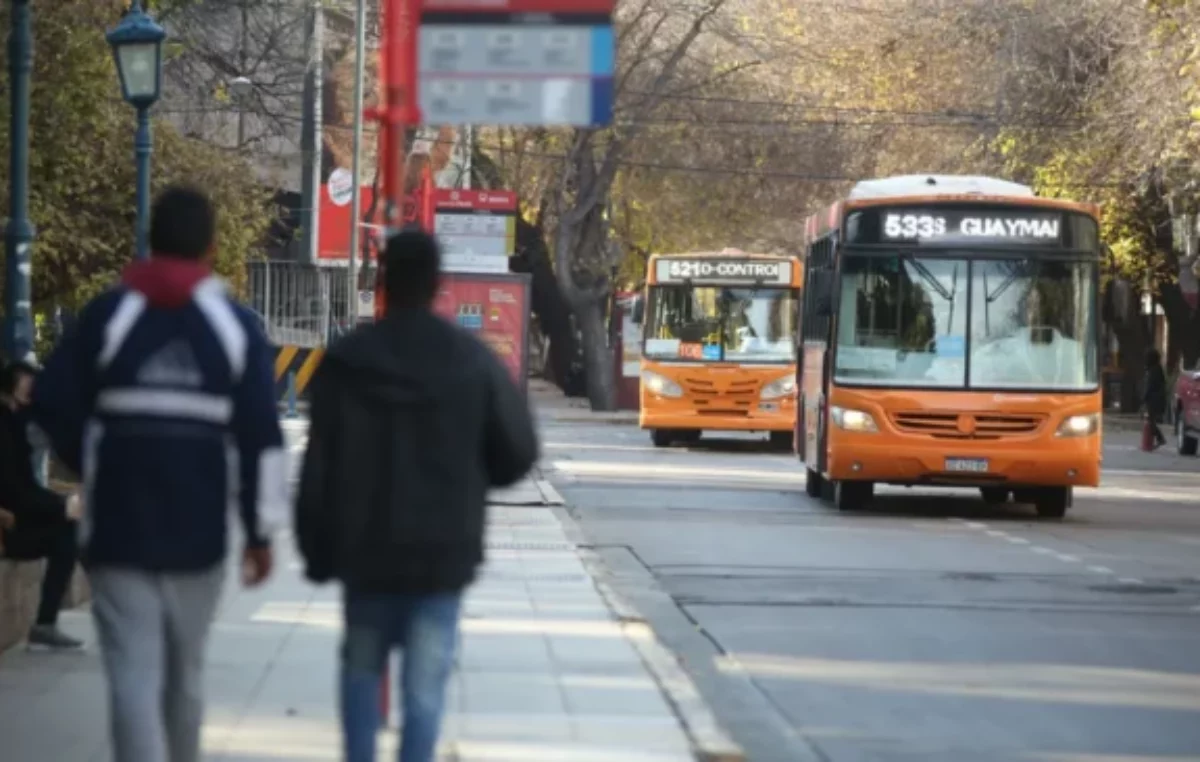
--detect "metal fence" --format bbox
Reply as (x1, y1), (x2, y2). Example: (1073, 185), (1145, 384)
(245, 261), (353, 348)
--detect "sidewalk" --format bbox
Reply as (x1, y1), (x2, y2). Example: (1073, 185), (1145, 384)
(0, 476), (739, 762)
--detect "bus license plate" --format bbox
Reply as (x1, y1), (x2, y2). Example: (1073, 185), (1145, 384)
(945, 457), (989, 473)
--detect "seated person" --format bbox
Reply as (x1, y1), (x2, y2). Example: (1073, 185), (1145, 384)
(0, 360), (83, 650)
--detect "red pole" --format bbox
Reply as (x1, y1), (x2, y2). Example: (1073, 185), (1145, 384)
(376, 0), (423, 722)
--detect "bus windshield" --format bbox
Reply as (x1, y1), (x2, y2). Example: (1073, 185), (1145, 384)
(834, 254), (1098, 390)
(645, 285), (797, 364)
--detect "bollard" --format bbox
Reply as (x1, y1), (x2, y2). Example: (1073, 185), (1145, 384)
(286, 371), (298, 419)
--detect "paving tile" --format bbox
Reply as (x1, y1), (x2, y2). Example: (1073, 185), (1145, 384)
(457, 713), (574, 743)
(547, 635), (645, 668)
(462, 672), (567, 714)
(562, 679), (675, 717)
(572, 716), (693, 751)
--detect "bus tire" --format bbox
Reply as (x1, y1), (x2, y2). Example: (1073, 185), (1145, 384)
(833, 480), (873, 511)
(1034, 487), (1071, 520)
(650, 429), (673, 448)
(980, 487), (1010, 505)
(805, 467), (823, 498)
(769, 431), (792, 451)
(678, 430), (702, 445)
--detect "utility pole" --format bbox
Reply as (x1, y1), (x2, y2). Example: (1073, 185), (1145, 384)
(348, 0), (368, 326)
(298, 0), (324, 263)
(4, 0), (34, 362)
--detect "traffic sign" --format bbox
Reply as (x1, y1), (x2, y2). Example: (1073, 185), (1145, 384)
(419, 0), (615, 126)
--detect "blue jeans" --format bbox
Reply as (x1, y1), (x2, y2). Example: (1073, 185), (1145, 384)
(340, 591), (462, 762)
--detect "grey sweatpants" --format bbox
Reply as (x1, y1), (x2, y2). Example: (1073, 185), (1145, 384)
(90, 565), (225, 762)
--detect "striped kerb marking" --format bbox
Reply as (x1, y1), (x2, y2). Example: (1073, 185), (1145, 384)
(272, 345), (325, 399)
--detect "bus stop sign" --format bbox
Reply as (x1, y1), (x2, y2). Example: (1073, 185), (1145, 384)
(419, 0), (615, 126)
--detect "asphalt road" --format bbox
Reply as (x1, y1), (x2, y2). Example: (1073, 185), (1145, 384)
(542, 422), (1200, 762)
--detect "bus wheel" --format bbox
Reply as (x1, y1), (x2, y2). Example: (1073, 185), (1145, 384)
(769, 431), (792, 451)
(833, 481), (873, 511)
(980, 487), (1010, 504)
(650, 429), (673, 448)
(678, 430), (702, 445)
(1034, 487), (1071, 520)
(805, 468), (823, 498)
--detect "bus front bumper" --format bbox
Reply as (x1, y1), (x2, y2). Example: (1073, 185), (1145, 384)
(827, 439), (1101, 488)
(640, 408), (794, 433)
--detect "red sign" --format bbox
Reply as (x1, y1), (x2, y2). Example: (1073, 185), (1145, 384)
(318, 183), (380, 261)
(433, 272), (531, 388)
(434, 189), (518, 212)
(421, 0), (613, 12)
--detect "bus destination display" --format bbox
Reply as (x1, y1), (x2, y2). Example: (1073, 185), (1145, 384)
(656, 258), (792, 285)
(880, 208), (1062, 245)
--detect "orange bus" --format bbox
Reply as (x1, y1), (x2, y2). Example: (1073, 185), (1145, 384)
(796, 175), (1102, 519)
(635, 249), (803, 449)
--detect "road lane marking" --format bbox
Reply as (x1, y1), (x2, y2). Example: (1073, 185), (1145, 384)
(1087, 565), (1114, 574)
(1118, 577), (1144, 585)
(1006, 537), (1030, 545)
(1055, 554), (1080, 563)
(984, 530), (1007, 538)
(1031, 547), (1054, 555)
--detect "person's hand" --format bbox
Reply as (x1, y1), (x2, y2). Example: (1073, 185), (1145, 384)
(65, 493), (84, 522)
(242, 545), (273, 588)
(0, 507), (15, 531)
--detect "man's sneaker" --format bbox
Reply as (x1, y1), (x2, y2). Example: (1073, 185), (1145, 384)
(27, 625), (84, 651)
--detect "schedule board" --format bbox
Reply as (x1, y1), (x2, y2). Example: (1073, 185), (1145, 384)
(419, 0), (615, 126)
(434, 188), (518, 273)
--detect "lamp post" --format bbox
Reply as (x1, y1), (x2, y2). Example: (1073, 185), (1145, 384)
(106, 2), (166, 262)
(4, 0), (35, 362)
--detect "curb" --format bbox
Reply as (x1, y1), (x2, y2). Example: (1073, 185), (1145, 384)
(550, 505), (747, 762)
(540, 414), (638, 426)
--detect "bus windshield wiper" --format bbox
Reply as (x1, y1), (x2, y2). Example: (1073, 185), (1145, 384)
(906, 256), (954, 302)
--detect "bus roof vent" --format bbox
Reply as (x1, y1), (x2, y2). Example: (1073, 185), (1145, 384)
(848, 175), (1034, 200)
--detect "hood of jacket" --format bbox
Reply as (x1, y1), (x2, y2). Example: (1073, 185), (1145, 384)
(321, 309), (467, 407)
(122, 258), (212, 308)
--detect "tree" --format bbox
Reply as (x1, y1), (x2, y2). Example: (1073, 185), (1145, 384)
(0, 0), (273, 319)
(546, 0), (750, 410)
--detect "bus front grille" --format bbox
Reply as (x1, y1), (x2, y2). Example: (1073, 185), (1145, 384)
(684, 378), (759, 414)
(890, 411), (1045, 439)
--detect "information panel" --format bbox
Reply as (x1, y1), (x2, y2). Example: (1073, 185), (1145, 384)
(654, 258), (793, 286)
(433, 272), (532, 390)
(419, 0), (615, 126)
(878, 208), (1063, 245)
(434, 189), (518, 273)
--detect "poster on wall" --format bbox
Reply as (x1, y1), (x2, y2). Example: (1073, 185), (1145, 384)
(318, 176), (378, 263)
(434, 189), (518, 273)
(615, 292), (642, 377)
(433, 272), (532, 390)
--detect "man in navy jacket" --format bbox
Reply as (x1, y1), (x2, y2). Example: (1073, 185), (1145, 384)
(32, 185), (286, 762)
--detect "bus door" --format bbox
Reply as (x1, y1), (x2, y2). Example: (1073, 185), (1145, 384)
(799, 236), (836, 471)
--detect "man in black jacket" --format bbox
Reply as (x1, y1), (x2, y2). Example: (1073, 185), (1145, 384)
(295, 229), (539, 762)
(0, 360), (83, 649)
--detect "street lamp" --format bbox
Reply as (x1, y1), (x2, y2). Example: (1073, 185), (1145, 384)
(106, 2), (166, 261)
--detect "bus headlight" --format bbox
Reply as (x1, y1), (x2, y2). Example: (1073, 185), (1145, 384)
(642, 371), (683, 398)
(760, 375), (796, 400)
(1056, 413), (1099, 437)
(831, 406), (879, 433)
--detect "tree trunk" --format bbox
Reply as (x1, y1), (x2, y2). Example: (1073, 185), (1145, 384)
(509, 216), (584, 396)
(1114, 285), (1148, 414)
(1158, 280), (1199, 373)
(573, 294), (617, 411)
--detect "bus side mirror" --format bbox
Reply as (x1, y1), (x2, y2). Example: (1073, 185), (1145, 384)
(632, 297), (645, 324)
